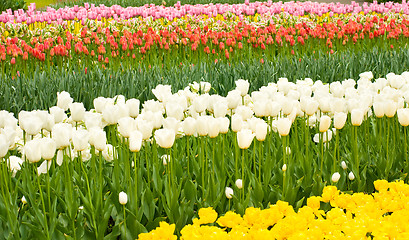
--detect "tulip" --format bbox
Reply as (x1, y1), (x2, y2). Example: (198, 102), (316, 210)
(207, 117), (220, 138)
(89, 128), (106, 152)
(397, 109), (409, 126)
(213, 101), (228, 118)
(334, 112), (347, 129)
(102, 144), (114, 162)
(129, 130), (143, 152)
(57, 91), (73, 111)
(152, 84), (172, 102)
(351, 109), (364, 126)
(21, 115), (42, 136)
(102, 105), (121, 125)
(154, 128), (175, 149)
(136, 119), (153, 140)
(40, 138), (56, 160)
(196, 116), (208, 137)
(348, 171), (355, 180)
(24, 139), (42, 163)
(276, 118), (292, 137)
(282, 164), (287, 172)
(373, 101), (385, 118)
(200, 81), (211, 93)
(313, 130), (333, 143)
(72, 129), (89, 152)
(165, 104), (184, 121)
(225, 187), (234, 199)
(37, 160), (51, 175)
(286, 147), (291, 155)
(163, 117), (181, 134)
(94, 97), (108, 113)
(255, 121), (268, 141)
(182, 117), (196, 136)
(384, 100), (397, 118)
(70, 102), (86, 122)
(331, 172), (341, 183)
(237, 129), (255, 149)
(7, 156), (23, 177)
(52, 123), (72, 149)
(119, 191), (128, 205)
(21, 196), (27, 204)
(269, 102), (281, 117)
(193, 94), (208, 113)
(235, 79), (250, 96)
(161, 154), (170, 166)
(226, 90), (241, 110)
(319, 116), (331, 133)
(118, 117), (136, 138)
(126, 98), (140, 118)
(218, 117), (230, 134)
(235, 179), (243, 189)
(84, 112), (103, 129)
(341, 161), (347, 170)
(56, 149), (64, 166)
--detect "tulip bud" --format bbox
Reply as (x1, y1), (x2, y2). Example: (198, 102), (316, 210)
(7, 156), (23, 177)
(207, 117), (220, 138)
(372, 101), (385, 118)
(129, 130), (143, 152)
(276, 118), (292, 137)
(218, 117), (230, 134)
(163, 117), (181, 134)
(154, 129), (175, 149)
(348, 171), (355, 181)
(89, 128), (106, 152)
(196, 116), (209, 137)
(334, 112), (347, 130)
(341, 161), (347, 170)
(235, 79), (250, 96)
(225, 187), (234, 199)
(24, 139), (42, 163)
(52, 123), (72, 149)
(37, 160), (51, 175)
(119, 191), (128, 205)
(70, 102), (86, 122)
(21, 196), (27, 204)
(40, 138), (56, 160)
(397, 109), (409, 126)
(161, 154), (170, 165)
(182, 117), (196, 136)
(126, 98), (140, 118)
(255, 121), (268, 141)
(57, 91), (73, 111)
(118, 117), (136, 138)
(72, 129), (89, 152)
(331, 172), (341, 183)
(102, 144), (114, 162)
(56, 149), (64, 166)
(237, 129), (255, 149)
(226, 90), (241, 110)
(235, 179), (243, 189)
(231, 114), (243, 132)
(319, 116), (331, 133)
(213, 101), (228, 118)
(384, 100), (397, 118)
(49, 106), (66, 123)
(282, 164), (287, 172)
(351, 109), (364, 126)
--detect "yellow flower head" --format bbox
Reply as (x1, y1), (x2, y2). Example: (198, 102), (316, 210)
(138, 222), (176, 240)
(321, 186), (339, 203)
(217, 211), (243, 228)
(374, 180), (389, 192)
(193, 207), (218, 225)
(307, 196), (322, 210)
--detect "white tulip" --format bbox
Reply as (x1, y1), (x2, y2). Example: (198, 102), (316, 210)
(165, 104), (184, 121)
(84, 112), (103, 129)
(0, 134), (8, 158)
(225, 187), (234, 199)
(126, 98), (140, 118)
(21, 196), (27, 204)
(129, 130), (143, 152)
(282, 164), (287, 172)
(319, 116), (331, 133)
(37, 160), (51, 175)
(40, 138), (56, 160)
(235, 179), (243, 189)
(93, 97), (108, 113)
(119, 191), (128, 205)
(269, 101), (281, 117)
(235, 106), (254, 121)
(218, 117), (230, 134)
(56, 149), (64, 166)
(313, 130), (333, 143)
(181, 117), (196, 136)
(21, 115), (43, 136)
(341, 161), (347, 170)
(152, 84), (172, 102)
(24, 139), (42, 163)
(154, 129), (175, 149)
(102, 144), (114, 162)
(102, 105), (121, 125)
(49, 106), (66, 123)
(163, 117), (181, 134)
(397, 109), (409, 127)
(57, 91), (73, 111)
(373, 101), (385, 118)
(70, 102), (86, 122)
(136, 119), (154, 140)
(276, 118), (292, 137)
(235, 79), (250, 96)
(231, 114), (243, 133)
(193, 94), (208, 113)
(331, 172), (341, 183)
(161, 154), (170, 166)
(237, 129), (255, 149)
(7, 156), (23, 177)
(52, 123), (72, 149)
(334, 112), (347, 130)
(89, 128), (106, 152)
(195, 116), (209, 137)
(213, 101), (228, 118)
(72, 129), (89, 152)
(255, 121), (268, 141)
(351, 109), (364, 126)
(207, 117), (220, 138)
(118, 117), (136, 138)
(348, 171), (355, 181)
(384, 100), (397, 118)
(226, 90), (241, 110)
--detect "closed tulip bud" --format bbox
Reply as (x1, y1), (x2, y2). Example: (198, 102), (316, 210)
(56, 149), (64, 166)
(235, 179), (243, 189)
(93, 97), (108, 113)
(200, 81), (211, 93)
(22, 115), (43, 136)
(154, 128), (175, 149)
(21, 196), (27, 204)
(319, 116), (331, 133)
(152, 84), (172, 102)
(304, 99), (319, 116)
(119, 191), (128, 205)
(102, 144), (114, 162)
(52, 123), (72, 149)
(193, 95), (208, 114)
(384, 100), (397, 118)
(231, 114), (243, 132)
(196, 116), (209, 136)
(24, 139), (42, 163)
(237, 129), (255, 149)
(126, 98), (140, 118)
(341, 161), (347, 170)
(72, 129), (89, 152)
(129, 130), (143, 152)
(276, 118), (292, 137)
(207, 117), (220, 138)
(351, 109), (364, 126)
(0, 134), (8, 158)
(89, 128), (106, 152)
(334, 112), (347, 130)
(253, 100), (270, 117)
(282, 164), (287, 172)
(57, 91), (73, 111)
(181, 117), (196, 136)
(8, 156), (23, 177)
(118, 117), (136, 138)
(331, 172), (341, 183)
(161, 154), (170, 165)
(225, 187), (234, 199)
(218, 117), (230, 134)
(70, 102), (86, 122)
(348, 171), (355, 180)
(226, 90), (241, 110)
(373, 101), (385, 118)
(235, 79), (250, 96)
(397, 109), (409, 126)
(40, 138), (56, 160)
(163, 117), (181, 134)
(255, 121), (268, 141)
(213, 101), (228, 118)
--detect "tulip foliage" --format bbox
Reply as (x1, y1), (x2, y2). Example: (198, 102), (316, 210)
(1, 71), (409, 238)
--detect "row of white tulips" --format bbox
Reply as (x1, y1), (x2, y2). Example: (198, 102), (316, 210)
(1, 70), (409, 176)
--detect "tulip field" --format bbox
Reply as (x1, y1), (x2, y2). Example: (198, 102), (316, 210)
(1, 0), (409, 239)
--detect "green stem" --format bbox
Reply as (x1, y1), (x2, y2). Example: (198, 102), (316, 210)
(36, 167), (50, 240)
